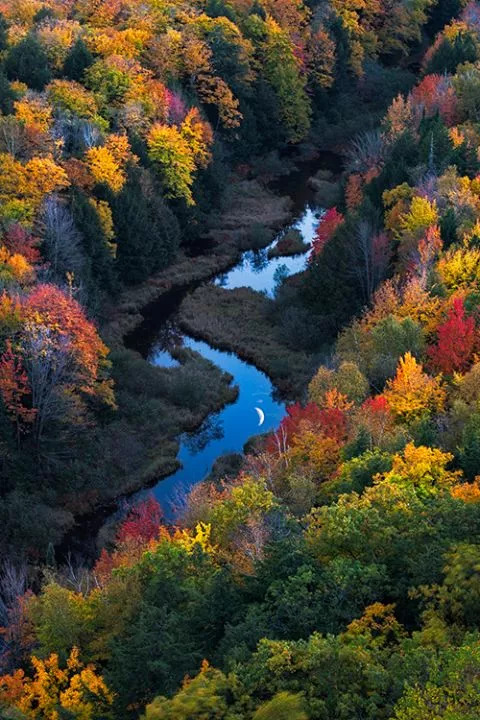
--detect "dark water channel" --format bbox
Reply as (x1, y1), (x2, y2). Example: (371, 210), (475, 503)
(126, 154), (340, 517)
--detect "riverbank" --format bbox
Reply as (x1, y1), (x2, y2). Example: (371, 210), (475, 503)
(179, 285), (317, 397)
(95, 158), (332, 510)
(57, 343), (239, 559)
(105, 346), (238, 492)
(101, 178), (292, 346)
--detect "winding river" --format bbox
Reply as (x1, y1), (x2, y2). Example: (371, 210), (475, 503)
(128, 159), (334, 518)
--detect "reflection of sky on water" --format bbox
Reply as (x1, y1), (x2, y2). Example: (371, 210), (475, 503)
(148, 338), (285, 519)
(215, 206), (322, 295)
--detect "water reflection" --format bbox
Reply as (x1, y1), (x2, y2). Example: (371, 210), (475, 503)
(182, 415), (225, 454)
(273, 264), (290, 295)
(214, 205), (322, 296)
(142, 186), (323, 517)
(148, 338), (285, 517)
(149, 319), (185, 366)
(150, 349), (179, 368)
(247, 249), (270, 273)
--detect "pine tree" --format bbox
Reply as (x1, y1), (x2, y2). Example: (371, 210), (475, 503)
(111, 167), (180, 284)
(5, 34), (51, 91)
(0, 12), (8, 53)
(63, 38), (94, 82)
(0, 73), (15, 115)
(70, 190), (118, 295)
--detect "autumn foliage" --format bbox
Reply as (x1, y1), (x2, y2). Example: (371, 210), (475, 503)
(428, 297), (476, 374)
(3, 1), (480, 719)
(410, 73), (458, 126)
(310, 208), (344, 259)
(0, 340), (36, 435)
(384, 352), (446, 420)
(23, 284), (109, 393)
(116, 497), (162, 545)
(0, 648), (113, 719)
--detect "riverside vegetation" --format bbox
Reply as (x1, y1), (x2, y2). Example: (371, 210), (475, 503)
(3, 0), (480, 718)
(0, 0), (419, 558)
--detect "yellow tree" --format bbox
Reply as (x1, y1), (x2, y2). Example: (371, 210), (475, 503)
(437, 245), (480, 292)
(378, 443), (462, 496)
(23, 156), (70, 204)
(14, 96), (53, 135)
(399, 197), (438, 239)
(47, 79), (98, 120)
(180, 107), (212, 169)
(85, 147), (122, 191)
(384, 352), (445, 421)
(262, 16), (311, 142)
(0, 153), (69, 225)
(0, 647), (113, 719)
(397, 196), (438, 268)
(85, 135), (130, 193)
(288, 429), (342, 481)
(147, 124), (196, 205)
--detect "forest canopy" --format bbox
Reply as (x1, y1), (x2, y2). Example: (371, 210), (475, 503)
(2, 0), (480, 718)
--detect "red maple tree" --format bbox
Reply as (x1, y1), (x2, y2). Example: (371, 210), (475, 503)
(23, 284), (109, 390)
(267, 401), (347, 454)
(0, 341), (36, 442)
(428, 297), (476, 374)
(310, 207), (344, 260)
(116, 497), (162, 545)
(3, 225), (41, 264)
(410, 74), (458, 126)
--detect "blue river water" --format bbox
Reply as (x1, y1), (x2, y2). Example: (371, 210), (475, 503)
(215, 206), (319, 294)
(139, 200), (323, 517)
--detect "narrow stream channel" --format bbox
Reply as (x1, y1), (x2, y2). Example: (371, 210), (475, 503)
(129, 163), (330, 517)
(146, 210), (320, 515)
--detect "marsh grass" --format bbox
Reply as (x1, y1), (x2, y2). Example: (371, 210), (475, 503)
(179, 285), (317, 396)
(97, 346), (238, 495)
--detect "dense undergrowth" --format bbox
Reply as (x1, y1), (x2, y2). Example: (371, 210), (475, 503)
(2, 0), (480, 717)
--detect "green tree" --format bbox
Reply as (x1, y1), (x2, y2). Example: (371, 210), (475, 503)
(0, 12), (8, 53)
(107, 540), (241, 714)
(110, 166), (179, 284)
(320, 449), (393, 500)
(63, 37), (94, 82)
(70, 190), (117, 295)
(426, 31), (478, 75)
(262, 17), (311, 143)
(253, 692), (308, 720)
(306, 481), (480, 614)
(235, 604), (405, 720)
(147, 124), (196, 205)
(370, 315), (425, 386)
(453, 62), (480, 122)
(5, 34), (51, 91)
(200, 15), (253, 100)
(231, 556), (386, 649)
(459, 413), (480, 480)
(0, 73), (15, 115)
(392, 641), (480, 719)
(432, 543), (480, 629)
(84, 59), (130, 114)
(27, 583), (93, 664)
(141, 663), (232, 720)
